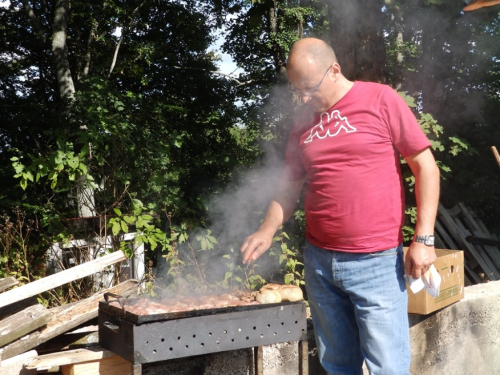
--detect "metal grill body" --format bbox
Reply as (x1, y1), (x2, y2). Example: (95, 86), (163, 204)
(99, 301), (307, 365)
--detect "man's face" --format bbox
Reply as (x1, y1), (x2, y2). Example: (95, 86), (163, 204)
(287, 61), (337, 113)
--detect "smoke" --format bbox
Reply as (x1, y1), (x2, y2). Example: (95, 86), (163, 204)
(153, 83), (300, 294)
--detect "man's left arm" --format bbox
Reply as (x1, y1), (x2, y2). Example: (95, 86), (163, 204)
(404, 147), (440, 279)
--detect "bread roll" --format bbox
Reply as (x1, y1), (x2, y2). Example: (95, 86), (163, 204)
(260, 283), (303, 302)
(255, 289), (282, 304)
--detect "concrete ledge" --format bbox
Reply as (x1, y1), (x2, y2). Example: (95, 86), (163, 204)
(409, 280), (500, 374)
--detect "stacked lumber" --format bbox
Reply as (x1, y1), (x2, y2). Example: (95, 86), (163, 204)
(435, 202), (500, 285)
(0, 250), (141, 374)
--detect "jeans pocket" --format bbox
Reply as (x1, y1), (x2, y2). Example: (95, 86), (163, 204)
(368, 245), (402, 258)
(369, 251), (397, 258)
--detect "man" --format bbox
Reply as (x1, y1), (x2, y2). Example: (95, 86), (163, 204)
(240, 38), (440, 375)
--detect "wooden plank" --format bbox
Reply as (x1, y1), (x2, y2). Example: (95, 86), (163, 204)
(453, 215), (500, 275)
(0, 280), (138, 360)
(61, 354), (133, 375)
(0, 277), (18, 293)
(25, 347), (116, 370)
(0, 350), (37, 375)
(475, 218), (491, 235)
(466, 236), (500, 247)
(472, 234), (500, 271)
(0, 297), (38, 321)
(464, 263), (482, 284)
(491, 146), (500, 169)
(299, 340), (308, 375)
(434, 233), (446, 249)
(458, 203), (484, 236)
(131, 364), (142, 375)
(453, 218), (500, 280)
(255, 346), (264, 375)
(438, 203), (497, 280)
(435, 219), (460, 250)
(0, 250), (126, 309)
(34, 326), (99, 355)
(0, 304), (52, 348)
(458, 205), (500, 269)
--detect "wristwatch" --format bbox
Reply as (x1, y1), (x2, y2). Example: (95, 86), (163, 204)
(414, 235), (435, 246)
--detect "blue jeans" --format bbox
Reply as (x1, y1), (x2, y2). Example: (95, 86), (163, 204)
(304, 241), (410, 375)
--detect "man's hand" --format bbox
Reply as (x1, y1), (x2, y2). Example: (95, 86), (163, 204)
(240, 178), (305, 265)
(404, 241), (437, 279)
(240, 229), (274, 264)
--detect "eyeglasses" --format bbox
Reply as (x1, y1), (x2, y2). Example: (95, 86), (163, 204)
(290, 65), (332, 97)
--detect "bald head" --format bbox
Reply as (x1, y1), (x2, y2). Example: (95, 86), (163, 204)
(287, 38), (338, 74)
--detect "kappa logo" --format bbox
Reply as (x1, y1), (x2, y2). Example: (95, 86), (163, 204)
(304, 109), (356, 144)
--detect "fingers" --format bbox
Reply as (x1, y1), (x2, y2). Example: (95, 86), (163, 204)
(240, 234), (271, 264)
(404, 255), (413, 277)
(405, 243), (437, 279)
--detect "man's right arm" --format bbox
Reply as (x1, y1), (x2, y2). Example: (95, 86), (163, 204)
(240, 178), (305, 264)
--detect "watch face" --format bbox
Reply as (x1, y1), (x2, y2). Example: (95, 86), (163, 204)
(416, 235), (434, 246)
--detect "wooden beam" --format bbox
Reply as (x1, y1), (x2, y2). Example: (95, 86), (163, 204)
(0, 280), (138, 360)
(435, 219), (460, 250)
(0, 297), (38, 321)
(0, 250), (126, 309)
(438, 203), (497, 280)
(61, 354), (133, 375)
(25, 347), (116, 370)
(254, 346), (264, 375)
(491, 146), (500, 169)
(298, 340), (308, 375)
(453, 217), (500, 280)
(466, 236), (500, 247)
(464, 263), (482, 284)
(0, 277), (18, 293)
(0, 350), (38, 375)
(0, 304), (52, 348)
(458, 203), (485, 237)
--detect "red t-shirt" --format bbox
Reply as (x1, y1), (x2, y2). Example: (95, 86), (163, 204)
(283, 81), (431, 252)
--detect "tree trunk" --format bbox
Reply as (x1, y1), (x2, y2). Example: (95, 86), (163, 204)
(52, 0), (75, 103)
(328, 0), (388, 83)
(267, 0), (287, 81)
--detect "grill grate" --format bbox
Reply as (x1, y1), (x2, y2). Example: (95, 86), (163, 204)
(99, 301), (307, 364)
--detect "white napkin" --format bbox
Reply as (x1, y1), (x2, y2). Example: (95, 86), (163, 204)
(404, 264), (441, 298)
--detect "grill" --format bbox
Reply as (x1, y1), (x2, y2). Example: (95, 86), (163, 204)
(98, 292), (308, 372)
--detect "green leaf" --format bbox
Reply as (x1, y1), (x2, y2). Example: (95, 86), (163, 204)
(20, 178), (28, 190)
(112, 222), (121, 236)
(121, 221), (129, 233)
(67, 156), (79, 169)
(123, 216), (136, 224)
(79, 163), (88, 175)
(113, 208), (122, 217)
(53, 150), (65, 165)
(149, 237), (158, 250)
(24, 171), (34, 182)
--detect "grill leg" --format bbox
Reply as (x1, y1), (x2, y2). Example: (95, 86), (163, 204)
(131, 363), (142, 375)
(299, 340), (308, 375)
(254, 346), (264, 375)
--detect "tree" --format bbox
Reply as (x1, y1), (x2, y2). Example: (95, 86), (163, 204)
(0, 0), (247, 284)
(328, 0), (388, 83)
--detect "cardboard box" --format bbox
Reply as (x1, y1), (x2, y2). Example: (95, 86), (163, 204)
(404, 248), (464, 315)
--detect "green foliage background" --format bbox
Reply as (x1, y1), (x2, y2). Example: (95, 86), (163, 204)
(0, 0), (498, 301)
